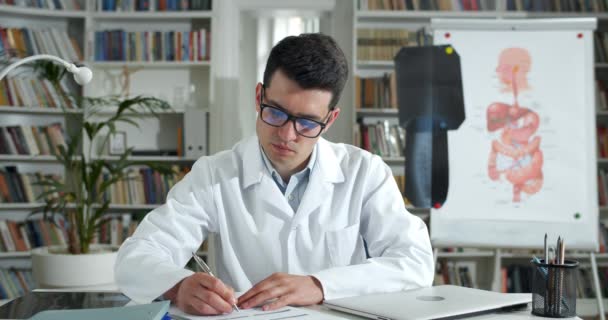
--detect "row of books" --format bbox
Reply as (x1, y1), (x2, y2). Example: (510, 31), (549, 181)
(597, 168), (608, 206)
(0, 213), (143, 253)
(434, 260), (476, 288)
(0, 167), (61, 203)
(357, 121), (407, 158)
(499, 264), (608, 298)
(0, 268), (34, 300)
(94, 29), (210, 62)
(93, 166), (188, 205)
(0, 76), (78, 109)
(0, 26), (83, 61)
(437, 255), (608, 297)
(599, 220), (608, 253)
(438, 252), (607, 298)
(357, 29), (414, 62)
(0, 0), (83, 10)
(0, 123), (68, 156)
(501, 264), (532, 293)
(98, 0), (211, 11)
(506, 0), (608, 12)
(355, 73), (397, 109)
(596, 78), (608, 110)
(90, 213), (142, 247)
(0, 218), (67, 252)
(357, 0), (607, 14)
(577, 267), (608, 298)
(393, 175), (405, 195)
(596, 128), (608, 160)
(393, 175), (412, 205)
(357, 0), (497, 11)
(594, 32), (608, 64)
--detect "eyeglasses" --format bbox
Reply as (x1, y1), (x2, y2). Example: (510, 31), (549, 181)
(259, 86), (330, 138)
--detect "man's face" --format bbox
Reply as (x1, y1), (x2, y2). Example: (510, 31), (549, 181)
(255, 70), (340, 175)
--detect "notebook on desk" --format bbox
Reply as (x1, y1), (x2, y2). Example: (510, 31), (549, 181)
(323, 285), (531, 320)
(0, 291), (130, 319)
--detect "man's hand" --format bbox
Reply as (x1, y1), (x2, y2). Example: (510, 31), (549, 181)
(166, 273), (237, 315)
(237, 273), (324, 311)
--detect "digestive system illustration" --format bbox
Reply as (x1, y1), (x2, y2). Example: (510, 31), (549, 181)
(486, 48), (543, 202)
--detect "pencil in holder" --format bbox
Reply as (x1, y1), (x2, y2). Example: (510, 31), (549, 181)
(530, 259), (578, 318)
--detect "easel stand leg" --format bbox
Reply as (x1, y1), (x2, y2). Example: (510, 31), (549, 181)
(590, 252), (605, 320)
(491, 249), (502, 292)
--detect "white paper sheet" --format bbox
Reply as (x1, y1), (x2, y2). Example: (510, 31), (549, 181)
(168, 305), (348, 320)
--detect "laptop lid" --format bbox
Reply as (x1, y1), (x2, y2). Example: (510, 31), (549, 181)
(323, 285), (531, 320)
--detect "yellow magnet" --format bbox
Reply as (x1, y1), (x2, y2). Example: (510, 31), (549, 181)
(445, 46), (453, 55)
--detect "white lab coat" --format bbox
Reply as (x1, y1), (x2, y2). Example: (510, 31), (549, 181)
(114, 136), (434, 304)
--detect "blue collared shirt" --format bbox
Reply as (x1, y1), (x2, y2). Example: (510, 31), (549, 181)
(260, 144), (317, 212)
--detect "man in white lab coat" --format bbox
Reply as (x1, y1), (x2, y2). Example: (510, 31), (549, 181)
(114, 33), (434, 315)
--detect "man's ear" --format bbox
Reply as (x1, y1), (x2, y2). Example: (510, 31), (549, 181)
(323, 107), (341, 132)
(255, 83), (263, 112)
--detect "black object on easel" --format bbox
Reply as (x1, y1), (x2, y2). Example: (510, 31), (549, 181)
(394, 45), (465, 208)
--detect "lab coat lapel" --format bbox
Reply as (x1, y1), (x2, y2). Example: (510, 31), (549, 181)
(241, 136), (294, 218)
(293, 138), (344, 226)
(241, 136), (264, 190)
(259, 175), (294, 219)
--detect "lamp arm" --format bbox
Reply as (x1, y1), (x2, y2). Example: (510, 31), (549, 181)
(0, 54), (75, 81)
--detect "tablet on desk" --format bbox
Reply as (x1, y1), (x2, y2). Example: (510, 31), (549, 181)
(0, 291), (130, 319)
(323, 285), (531, 320)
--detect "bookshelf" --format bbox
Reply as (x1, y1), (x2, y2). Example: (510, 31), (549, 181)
(0, 0), (215, 290)
(83, 0), (214, 268)
(348, 0), (608, 317)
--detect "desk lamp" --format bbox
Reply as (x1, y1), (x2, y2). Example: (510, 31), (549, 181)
(0, 54), (92, 85)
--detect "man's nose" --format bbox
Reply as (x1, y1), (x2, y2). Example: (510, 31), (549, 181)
(277, 120), (298, 140)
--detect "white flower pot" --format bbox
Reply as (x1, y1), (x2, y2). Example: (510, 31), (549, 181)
(31, 245), (118, 289)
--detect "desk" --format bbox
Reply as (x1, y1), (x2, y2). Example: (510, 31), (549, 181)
(1, 290), (583, 320)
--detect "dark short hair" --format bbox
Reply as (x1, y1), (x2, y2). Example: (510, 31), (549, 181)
(263, 33), (349, 110)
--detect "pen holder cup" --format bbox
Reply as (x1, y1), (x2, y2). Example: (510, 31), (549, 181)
(531, 259), (579, 318)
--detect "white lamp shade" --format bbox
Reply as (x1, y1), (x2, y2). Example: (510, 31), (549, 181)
(73, 66), (93, 85)
(0, 54), (93, 85)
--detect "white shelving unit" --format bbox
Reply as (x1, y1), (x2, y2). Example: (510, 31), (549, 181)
(0, 155), (65, 162)
(83, 0), (215, 267)
(92, 155), (197, 162)
(0, 0), (216, 286)
(91, 11), (213, 19)
(90, 61), (211, 68)
(0, 4), (87, 18)
(0, 106), (84, 115)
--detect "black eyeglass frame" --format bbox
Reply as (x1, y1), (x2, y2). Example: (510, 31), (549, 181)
(259, 85), (331, 138)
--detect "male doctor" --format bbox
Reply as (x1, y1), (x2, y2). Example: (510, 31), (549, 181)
(115, 33), (434, 316)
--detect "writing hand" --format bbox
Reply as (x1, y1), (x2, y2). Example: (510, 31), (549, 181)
(170, 273), (237, 315)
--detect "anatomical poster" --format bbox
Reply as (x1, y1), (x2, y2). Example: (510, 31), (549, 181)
(431, 28), (597, 224)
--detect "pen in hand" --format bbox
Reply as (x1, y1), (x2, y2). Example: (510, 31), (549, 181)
(191, 252), (240, 312)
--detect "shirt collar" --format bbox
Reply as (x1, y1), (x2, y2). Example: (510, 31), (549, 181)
(242, 136), (344, 189)
(260, 143), (317, 184)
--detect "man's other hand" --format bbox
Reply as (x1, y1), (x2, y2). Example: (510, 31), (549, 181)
(237, 273), (324, 311)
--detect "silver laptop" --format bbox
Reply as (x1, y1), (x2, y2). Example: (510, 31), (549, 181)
(323, 285), (531, 320)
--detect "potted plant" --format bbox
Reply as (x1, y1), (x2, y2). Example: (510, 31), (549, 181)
(28, 61), (174, 288)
